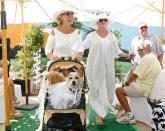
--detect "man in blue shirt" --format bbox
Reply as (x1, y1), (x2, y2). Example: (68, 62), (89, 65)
(130, 22), (164, 68)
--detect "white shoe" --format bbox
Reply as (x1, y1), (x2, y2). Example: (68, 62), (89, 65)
(116, 112), (136, 124)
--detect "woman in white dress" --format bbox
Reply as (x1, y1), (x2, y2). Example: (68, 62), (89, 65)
(84, 14), (130, 125)
(45, 9), (84, 65)
(37, 9), (84, 130)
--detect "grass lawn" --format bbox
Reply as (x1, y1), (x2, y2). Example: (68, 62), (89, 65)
(87, 109), (139, 131)
(1, 108), (39, 131)
(10, 109), (39, 131)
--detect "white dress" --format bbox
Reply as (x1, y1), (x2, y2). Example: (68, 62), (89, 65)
(84, 31), (122, 118)
(36, 29), (84, 131)
(45, 28), (84, 60)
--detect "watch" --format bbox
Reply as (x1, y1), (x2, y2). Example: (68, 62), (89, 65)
(125, 81), (130, 86)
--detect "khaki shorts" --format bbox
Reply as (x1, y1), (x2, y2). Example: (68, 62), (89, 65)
(123, 84), (144, 98)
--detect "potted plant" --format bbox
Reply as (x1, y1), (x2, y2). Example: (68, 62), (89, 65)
(14, 24), (44, 78)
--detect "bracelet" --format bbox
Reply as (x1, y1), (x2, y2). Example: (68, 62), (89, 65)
(122, 81), (129, 87)
(125, 81), (130, 86)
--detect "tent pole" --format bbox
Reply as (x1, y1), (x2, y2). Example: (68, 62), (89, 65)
(14, 0), (38, 111)
(1, 0), (11, 130)
(20, 0), (29, 105)
(160, 0), (165, 42)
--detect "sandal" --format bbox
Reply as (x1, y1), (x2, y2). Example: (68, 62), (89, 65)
(13, 99), (21, 106)
(10, 111), (22, 119)
(96, 115), (104, 126)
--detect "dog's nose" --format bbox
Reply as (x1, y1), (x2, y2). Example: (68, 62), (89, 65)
(72, 81), (76, 85)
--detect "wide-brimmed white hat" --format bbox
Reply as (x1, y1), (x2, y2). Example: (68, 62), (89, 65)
(91, 14), (111, 30)
(53, 2), (77, 22)
(53, 10), (76, 21)
(137, 21), (148, 29)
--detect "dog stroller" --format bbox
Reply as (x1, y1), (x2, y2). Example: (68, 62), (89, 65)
(43, 59), (88, 131)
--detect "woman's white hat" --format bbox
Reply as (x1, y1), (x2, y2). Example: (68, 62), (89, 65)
(91, 13), (111, 30)
(53, 2), (77, 22)
(137, 21), (147, 29)
(53, 10), (76, 21)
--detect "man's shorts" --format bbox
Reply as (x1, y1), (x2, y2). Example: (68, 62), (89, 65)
(123, 84), (144, 97)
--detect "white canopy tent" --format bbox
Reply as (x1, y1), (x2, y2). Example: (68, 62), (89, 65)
(5, 0), (91, 23)
(1, 0), (165, 129)
(5, 0), (165, 25)
(82, 0), (165, 40)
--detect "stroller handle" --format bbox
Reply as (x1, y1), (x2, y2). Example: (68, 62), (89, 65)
(48, 58), (84, 71)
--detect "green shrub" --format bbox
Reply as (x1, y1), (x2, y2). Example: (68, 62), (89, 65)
(40, 57), (49, 72)
(15, 24), (44, 78)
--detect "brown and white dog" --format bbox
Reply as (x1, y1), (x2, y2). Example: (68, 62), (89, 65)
(47, 71), (83, 109)
(46, 71), (65, 85)
(66, 72), (83, 93)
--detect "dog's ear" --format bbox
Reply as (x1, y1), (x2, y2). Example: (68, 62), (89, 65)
(47, 71), (55, 84)
(58, 71), (65, 78)
(63, 69), (70, 77)
(77, 67), (84, 77)
(48, 71), (65, 85)
(56, 72), (65, 82)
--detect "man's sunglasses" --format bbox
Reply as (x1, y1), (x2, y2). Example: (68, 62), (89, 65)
(61, 11), (74, 16)
(140, 26), (148, 30)
(98, 19), (108, 23)
(138, 48), (147, 52)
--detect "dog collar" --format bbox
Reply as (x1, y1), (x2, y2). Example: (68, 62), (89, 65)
(69, 88), (80, 93)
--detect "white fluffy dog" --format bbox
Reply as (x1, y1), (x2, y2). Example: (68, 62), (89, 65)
(66, 72), (82, 93)
(48, 72), (83, 109)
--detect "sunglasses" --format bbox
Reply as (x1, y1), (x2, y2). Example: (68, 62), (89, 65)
(61, 11), (74, 16)
(138, 48), (146, 52)
(140, 26), (148, 30)
(98, 19), (108, 23)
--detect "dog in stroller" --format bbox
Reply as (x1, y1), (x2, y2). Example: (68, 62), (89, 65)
(41, 60), (88, 131)
(46, 71), (83, 109)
